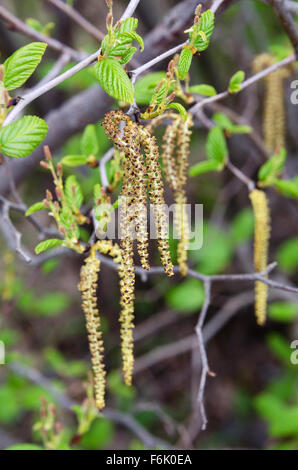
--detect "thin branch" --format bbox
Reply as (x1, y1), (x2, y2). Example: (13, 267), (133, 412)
(226, 159), (255, 192)
(45, 0), (104, 41)
(266, 0), (298, 58)
(285, 0), (298, 14)
(0, 5), (83, 62)
(195, 280), (212, 431)
(8, 362), (173, 450)
(99, 147), (114, 190)
(189, 53), (295, 115)
(121, 0), (142, 21)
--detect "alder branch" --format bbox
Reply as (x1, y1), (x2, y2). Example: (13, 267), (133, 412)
(8, 361), (173, 450)
(0, 5), (84, 62)
(45, 0), (105, 41)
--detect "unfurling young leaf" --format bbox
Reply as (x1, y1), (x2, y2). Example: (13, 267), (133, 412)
(274, 178), (298, 199)
(0, 116), (48, 158)
(189, 84), (217, 96)
(206, 126), (228, 165)
(121, 32), (144, 51)
(178, 47), (193, 80)
(258, 149), (287, 187)
(228, 70), (245, 93)
(189, 10), (215, 52)
(134, 72), (167, 105)
(3, 42), (47, 90)
(35, 239), (63, 255)
(25, 202), (46, 216)
(166, 103), (188, 122)
(95, 58), (134, 103)
(65, 175), (84, 210)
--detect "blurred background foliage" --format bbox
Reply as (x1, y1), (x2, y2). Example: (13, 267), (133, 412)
(0, 0), (298, 450)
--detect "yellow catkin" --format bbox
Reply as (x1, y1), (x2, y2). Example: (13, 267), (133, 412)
(78, 249), (106, 409)
(95, 239), (135, 386)
(249, 189), (271, 326)
(139, 126), (174, 277)
(253, 54), (291, 152)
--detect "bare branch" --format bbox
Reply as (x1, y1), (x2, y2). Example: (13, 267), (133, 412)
(45, 0), (104, 41)
(0, 5), (83, 62)
(121, 0), (142, 21)
(266, 0), (298, 57)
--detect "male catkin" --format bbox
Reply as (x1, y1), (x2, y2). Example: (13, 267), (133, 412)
(249, 189), (271, 326)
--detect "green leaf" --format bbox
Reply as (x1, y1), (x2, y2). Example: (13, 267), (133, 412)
(213, 112), (251, 134)
(120, 46), (137, 65)
(166, 278), (205, 313)
(189, 84), (217, 96)
(65, 175), (83, 210)
(25, 202), (46, 216)
(121, 32), (144, 51)
(95, 58), (134, 103)
(178, 47), (193, 80)
(276, 237), (298, 274)
(166, 102), (188, 121)
(189, 159), (221, 177)
(80, 418), (115, 450)
(268, 302), (298, 323)
(228, 70), (245, 93)
(118, 17), (138, 34)
(3, 42), (47, 90)
(35, 238), (63, 254)
(206, 126), (228, 164)
(258, 149), (286, 187)
(190, 10), (215, 52)
(0, 116), (48, 158)
(274, 178), (298, 199)
(134, 72), (167, 105)
(81, 124), (99, 156)
(61, 155), (87, 167)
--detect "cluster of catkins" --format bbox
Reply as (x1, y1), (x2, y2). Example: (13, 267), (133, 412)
(78, 110), (195, 409)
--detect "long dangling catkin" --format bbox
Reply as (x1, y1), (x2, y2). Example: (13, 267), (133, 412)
(249, 189), (271, 326)
(175, 114), (193, 275)
(253, 54), (290, 152)
(95, 239), (135, 386)
(139, 126), (174, 277)
(78, 248), (106, 409)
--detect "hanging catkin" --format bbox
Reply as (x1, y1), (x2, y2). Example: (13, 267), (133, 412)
(249, 189), (271, 326)
(78, 248), (106, 409)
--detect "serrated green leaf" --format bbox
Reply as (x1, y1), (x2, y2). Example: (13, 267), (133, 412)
(120, 32), (144, 51)
(120, 47), (137, 65)
(25, 202), (46, 216)
(258, 149), (286, 187)
(166, 102), (188, 121)
(118, 17), (138, 34)
(35, 239), (63, 255)
(206, 126), (228, 164)
(61, 155), (87, 167)
(95, 58), (134, 103)
(228, 70), (245, 93)
(134, 72), (167, 105)
(189, 159), (221, 177)
(190, 10), (215, 52)
(178, 47), (193, 80)
(81, 124), (99, 156)
(0, 116), (48, 158)
(3, 42), (47, 90)
(150, 79), (167, 106)
(189, 84), (217, 96)
(65, 175), (83, 210)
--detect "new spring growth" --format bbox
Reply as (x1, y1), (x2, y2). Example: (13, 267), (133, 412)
(249, 189), (271, 326)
